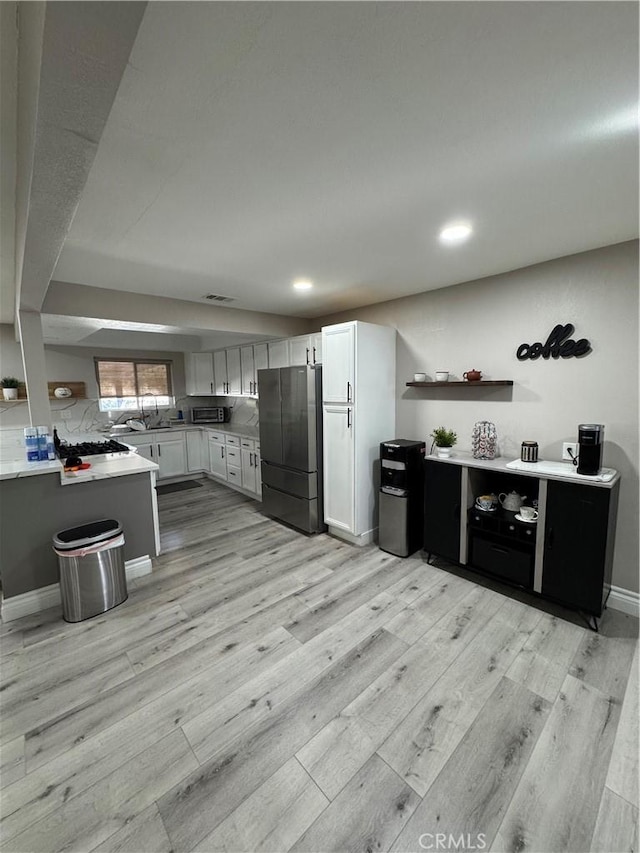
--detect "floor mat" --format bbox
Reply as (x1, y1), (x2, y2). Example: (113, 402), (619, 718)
(156, 480), (204, 495)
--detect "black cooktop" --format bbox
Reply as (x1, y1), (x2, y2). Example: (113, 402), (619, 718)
(57, 440), (131, 460)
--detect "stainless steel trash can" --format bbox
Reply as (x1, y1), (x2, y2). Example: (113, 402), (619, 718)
(53, 519), (127, 622)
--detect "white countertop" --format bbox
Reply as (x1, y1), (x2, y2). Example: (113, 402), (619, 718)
(426, 450), (619, 488)
(0, 430), (159, 484)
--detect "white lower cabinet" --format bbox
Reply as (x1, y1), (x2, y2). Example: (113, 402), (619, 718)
(185, 430), (203, 472)
(224, 437), (242, 485)
(208, 432), (227, 480)
(127, 434), (186, 480)
(240, 437), (261, 496)
(322, 405), (355, 532)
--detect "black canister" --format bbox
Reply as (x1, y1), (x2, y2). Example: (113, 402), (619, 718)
(521, 441), (538, 463)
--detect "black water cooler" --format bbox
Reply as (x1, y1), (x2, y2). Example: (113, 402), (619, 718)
(378, 439), (426, 557)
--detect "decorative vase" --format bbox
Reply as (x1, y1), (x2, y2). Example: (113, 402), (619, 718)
(472, 421), (497, 459)
(2, 388), (18, 401)
(436, 446), (452, 458)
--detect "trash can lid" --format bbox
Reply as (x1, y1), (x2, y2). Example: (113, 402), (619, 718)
(53, 519), (123, 550)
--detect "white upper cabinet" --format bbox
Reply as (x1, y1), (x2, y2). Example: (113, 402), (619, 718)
(185, 352), (215, 395)
(268, 339), (290, 369)
(213, 350), (228, 395)
(288, 334), (322, 366)
(241, 343), (269, 395)
(226, 347), (242, 395)
(321, 323), (355, 403)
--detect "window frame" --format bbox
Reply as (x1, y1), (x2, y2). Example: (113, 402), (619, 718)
(94, 357), (175, 412)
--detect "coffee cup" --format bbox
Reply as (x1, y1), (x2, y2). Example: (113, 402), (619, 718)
(476, 494), (497, 511)
(435, 371), (449, 382)
(414, 373), (427, 382)
(519, 506), (538, 521)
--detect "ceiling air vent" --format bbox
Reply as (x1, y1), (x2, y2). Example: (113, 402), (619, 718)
(203, 294), (235, 303)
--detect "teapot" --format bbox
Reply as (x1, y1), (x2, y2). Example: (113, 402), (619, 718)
(499, 490), (527, 512)
(463, 369), (482, 382)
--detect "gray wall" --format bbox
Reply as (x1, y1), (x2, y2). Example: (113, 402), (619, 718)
(315, 240), (639, 594)
(0, 472), (156, 598)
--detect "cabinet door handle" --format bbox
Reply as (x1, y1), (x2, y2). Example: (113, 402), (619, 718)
(347, 408), (352, 429)
(222, 447), (225, 459)
(150, 446), (153, 458)
(312, 347), (316, 364)
(347, 381), (352, 402)
(158, 445), (161, 457)
(547, 527), (554, 550)
(306, 348), (310, 365)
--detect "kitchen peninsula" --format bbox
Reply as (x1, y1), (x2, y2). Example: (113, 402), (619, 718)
(0, 437), (160, 621)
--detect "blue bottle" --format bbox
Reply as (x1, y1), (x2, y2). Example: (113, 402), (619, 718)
(24, 427), (40, 462)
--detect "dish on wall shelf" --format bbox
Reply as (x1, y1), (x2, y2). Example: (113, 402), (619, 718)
(6, 381), (88, 401)
(406, 380), (514, 388)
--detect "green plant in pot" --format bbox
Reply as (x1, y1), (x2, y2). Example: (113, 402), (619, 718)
(1, 377), (20, 401)
(430, 426), (457, 458)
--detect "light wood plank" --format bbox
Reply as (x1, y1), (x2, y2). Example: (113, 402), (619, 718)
(392, 678), (551, 852)
(23, 625), (298, 773)
(296, 585), (507, 799)
(182, 590), (406, 762)
(194, 757), (329, 852)
(384, 574), (478, 644)
(157, 629), (408, 852)
(1, 632), (299, 841)
(590, 787), (639, 853)
(6, 730), (197, 853)
(492, 674), (622, 853)
(292, 754), (421, 853)
(378, 601), (541, 796)
(0, 736), (24, 789)
(570, 629), (637, 701)
(90, 803), (173, 853)
(506, 613), (585, 702)
(605, 641), (639, 808)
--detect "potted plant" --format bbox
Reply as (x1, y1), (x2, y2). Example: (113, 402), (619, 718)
(430, 426), (457, 458)
(1, 377), (20, 401)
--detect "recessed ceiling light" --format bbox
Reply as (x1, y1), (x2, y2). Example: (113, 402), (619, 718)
(293, 279), (313, 291)
(439, 222), (473, 245)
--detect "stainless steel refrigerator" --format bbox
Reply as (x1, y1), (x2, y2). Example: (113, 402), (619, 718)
(258, 365), (326, 534)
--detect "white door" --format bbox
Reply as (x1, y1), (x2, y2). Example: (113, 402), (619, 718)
(208, 439), (227, 479)
(226, 348), (242, 395)
(186, 431), (203, 472)
(322, 324), (354, 403)
(289, 335), (311, 366)
(185, 353), (214, 395)
(268, 339), (290, 369)
(132, 441), (154, 462)
(241, 447), (256, 494)
(240, 346), (255, 396)
(156, 438), (187, 479)
(213, 350), (228, 395)
(323, 405), (355, 532)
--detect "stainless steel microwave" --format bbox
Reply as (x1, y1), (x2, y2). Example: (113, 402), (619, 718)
(191, 406), (229, 424)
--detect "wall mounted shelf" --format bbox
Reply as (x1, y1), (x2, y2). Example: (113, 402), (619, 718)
(406, 380), (514, 388)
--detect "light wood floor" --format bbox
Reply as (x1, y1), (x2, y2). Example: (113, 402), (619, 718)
(1, 479), (638, 853)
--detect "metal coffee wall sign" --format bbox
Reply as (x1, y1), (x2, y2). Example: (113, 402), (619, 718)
(516, 323), (592, 361)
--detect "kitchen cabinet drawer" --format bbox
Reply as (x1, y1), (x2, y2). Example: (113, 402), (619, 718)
(469, 533), (533, 589)
(240, 438), (255, 450)
(207, 430), (225, 444)
(225, 435), (240, 447)
(225, 446), (241, 466)
(227, 465), (242, 486)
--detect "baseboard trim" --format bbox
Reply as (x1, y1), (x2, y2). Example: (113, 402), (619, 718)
(1, 556), (153, 622)
(327, 526), (376, 547)
(608, 585), (640, 618)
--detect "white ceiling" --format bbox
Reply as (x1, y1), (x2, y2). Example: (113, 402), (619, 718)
(53, 1), (639, 319)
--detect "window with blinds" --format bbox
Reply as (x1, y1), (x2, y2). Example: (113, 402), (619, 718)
(95, 359), (174, 411)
